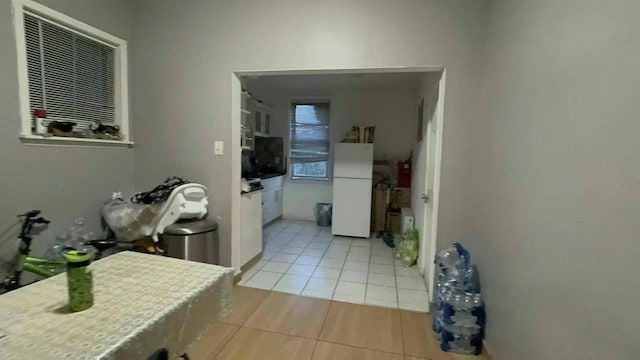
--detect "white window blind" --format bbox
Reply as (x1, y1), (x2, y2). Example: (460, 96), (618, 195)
(290, 102), (330, 180)
(24, 12), (116, 132)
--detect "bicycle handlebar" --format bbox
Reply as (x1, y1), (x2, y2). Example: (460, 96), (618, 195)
(22, 210), (41, 218)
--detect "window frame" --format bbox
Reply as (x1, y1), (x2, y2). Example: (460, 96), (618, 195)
(289, 99), (332, 182)
(12, 0), (131, 146)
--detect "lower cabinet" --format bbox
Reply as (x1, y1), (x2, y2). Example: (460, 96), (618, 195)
(262, 177), (284, 226)
(240, 191), (263, 267)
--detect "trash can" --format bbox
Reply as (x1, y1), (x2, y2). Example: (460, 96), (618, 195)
(316, 203), (332, 227)
(161, 218), (219, 264)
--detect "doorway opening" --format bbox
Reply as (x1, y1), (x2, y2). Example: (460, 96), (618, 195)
(231, 67), (447, 309)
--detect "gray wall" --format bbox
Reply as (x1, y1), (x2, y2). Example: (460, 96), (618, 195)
(131, 0), (490, 268)
(0, 0), (134, 266)
(469, 0), (640, 358)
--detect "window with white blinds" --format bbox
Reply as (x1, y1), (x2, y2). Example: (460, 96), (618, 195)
(24, 12), (116, 132)
(290, 102), (331, 180)
(13, 0), (128, 144)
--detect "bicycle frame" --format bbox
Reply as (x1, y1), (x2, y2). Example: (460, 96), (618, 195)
(3, 210), (115, 293)
(1, 210), (59, 292)
(18, 255), (65, 278)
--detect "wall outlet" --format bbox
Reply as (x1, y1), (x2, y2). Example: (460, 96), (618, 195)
(214, 141), (224, 155)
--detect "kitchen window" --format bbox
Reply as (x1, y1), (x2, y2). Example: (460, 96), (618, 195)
(290, 102), (330, 180)
(13, 0), (130, 146)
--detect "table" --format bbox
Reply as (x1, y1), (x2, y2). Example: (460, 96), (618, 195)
(0, 251), (234, 359)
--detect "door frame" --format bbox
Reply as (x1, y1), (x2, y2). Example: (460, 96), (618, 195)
(231, 66), (446, 279)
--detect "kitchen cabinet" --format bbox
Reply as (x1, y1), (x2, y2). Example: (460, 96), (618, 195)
(240, 190), (263, 266)
(241, 92), (254, 151)
(261, 176), (283, 225)
(253, 102), (272, 137)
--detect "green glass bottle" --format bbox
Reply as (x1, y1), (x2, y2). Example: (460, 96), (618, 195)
(64, 250), (94, 312)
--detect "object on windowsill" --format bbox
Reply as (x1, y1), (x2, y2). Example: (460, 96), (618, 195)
(342, 126), (360, 143)
(90, 121), (121, 141)
(48, 120), (80, 137)
(363, 126), (375, 143)
(33, 109), (48, 134)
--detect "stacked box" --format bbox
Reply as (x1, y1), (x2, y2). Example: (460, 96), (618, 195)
(432, 243), (485, 355)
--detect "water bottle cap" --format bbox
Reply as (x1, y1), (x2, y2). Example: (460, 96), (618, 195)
(64, 250), (92, 263)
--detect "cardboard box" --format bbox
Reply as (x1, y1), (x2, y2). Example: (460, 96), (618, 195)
(371, 188), (388, 232)
(397, 188), (411, 208)
(371, 187), (412, 232)
(389, 188), (411, 210)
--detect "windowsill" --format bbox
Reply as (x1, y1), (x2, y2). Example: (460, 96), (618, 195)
(290, 177), (331, 183)
(20, 134), (134, 148)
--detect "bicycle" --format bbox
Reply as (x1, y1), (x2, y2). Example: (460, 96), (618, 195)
(1, 210), (117, 293)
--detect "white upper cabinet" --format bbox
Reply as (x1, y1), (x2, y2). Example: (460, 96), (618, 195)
(253, 101), (272, 137)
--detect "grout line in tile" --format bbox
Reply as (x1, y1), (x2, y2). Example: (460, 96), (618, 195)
(229, 291), (414, 356)
(208, 322), (241, 359)
(393, 250), (400, 308)
(240, 318), (324, 341)
(235, 322), (408, 357)
(314, 300), (334, 345)
(299, 231), (332, 294)
(397, 301), (409, 357)
(363, 240), (373, 304)
(316, 340), (407, 358)
(311, 327), (409, 357)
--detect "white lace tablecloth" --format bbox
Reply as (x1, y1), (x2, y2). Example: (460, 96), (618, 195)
(0, 251), (234, 359)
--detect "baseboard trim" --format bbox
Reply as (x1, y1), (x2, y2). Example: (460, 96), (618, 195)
(240, 253), (263, 273)
(483, 340), (493, 359)
(233, 272), (242, 284)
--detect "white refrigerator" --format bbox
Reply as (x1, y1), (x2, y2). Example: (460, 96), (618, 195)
(332, 143), (374, 238)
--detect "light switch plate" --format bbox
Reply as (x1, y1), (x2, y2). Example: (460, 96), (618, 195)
(214, 141), (224, 155)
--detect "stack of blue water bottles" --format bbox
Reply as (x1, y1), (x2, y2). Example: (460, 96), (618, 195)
(432, 243), (486, 355)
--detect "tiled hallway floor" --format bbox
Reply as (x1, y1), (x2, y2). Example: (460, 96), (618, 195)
(187, 287), (490, 360)
(238, 220), (429, 312)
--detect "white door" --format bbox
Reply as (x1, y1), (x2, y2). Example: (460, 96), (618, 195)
(332, 177), (372, 237)
(333, 143), (373, 179)
(419, 71), (446, 299)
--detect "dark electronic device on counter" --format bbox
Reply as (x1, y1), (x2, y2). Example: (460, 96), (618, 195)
(242, 136), (286, 179)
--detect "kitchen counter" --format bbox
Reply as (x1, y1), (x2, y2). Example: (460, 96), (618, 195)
(259, 173), (285, 180)
(241, 186), (263, 195)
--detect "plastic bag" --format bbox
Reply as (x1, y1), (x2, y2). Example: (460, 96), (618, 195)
(45, 218), (96, 261)
(102, 195), (160, 242)
(396, 229), (419, 267)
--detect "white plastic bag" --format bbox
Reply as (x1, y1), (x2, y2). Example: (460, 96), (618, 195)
(102, 195), (160, 242)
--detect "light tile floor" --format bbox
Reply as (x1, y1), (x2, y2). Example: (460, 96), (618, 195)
(239, 219), (429, 312)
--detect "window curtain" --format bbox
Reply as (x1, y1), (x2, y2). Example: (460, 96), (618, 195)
(290, 102), (330, 165)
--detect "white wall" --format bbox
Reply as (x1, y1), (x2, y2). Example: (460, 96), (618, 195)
(253, 87), (417, 221)
(0, 0), (134, 266)
(131, 0), (490, 271)
(469, 0), (640, 358)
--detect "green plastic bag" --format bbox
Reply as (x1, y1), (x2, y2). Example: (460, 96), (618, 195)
(396, 229), (419, 267)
